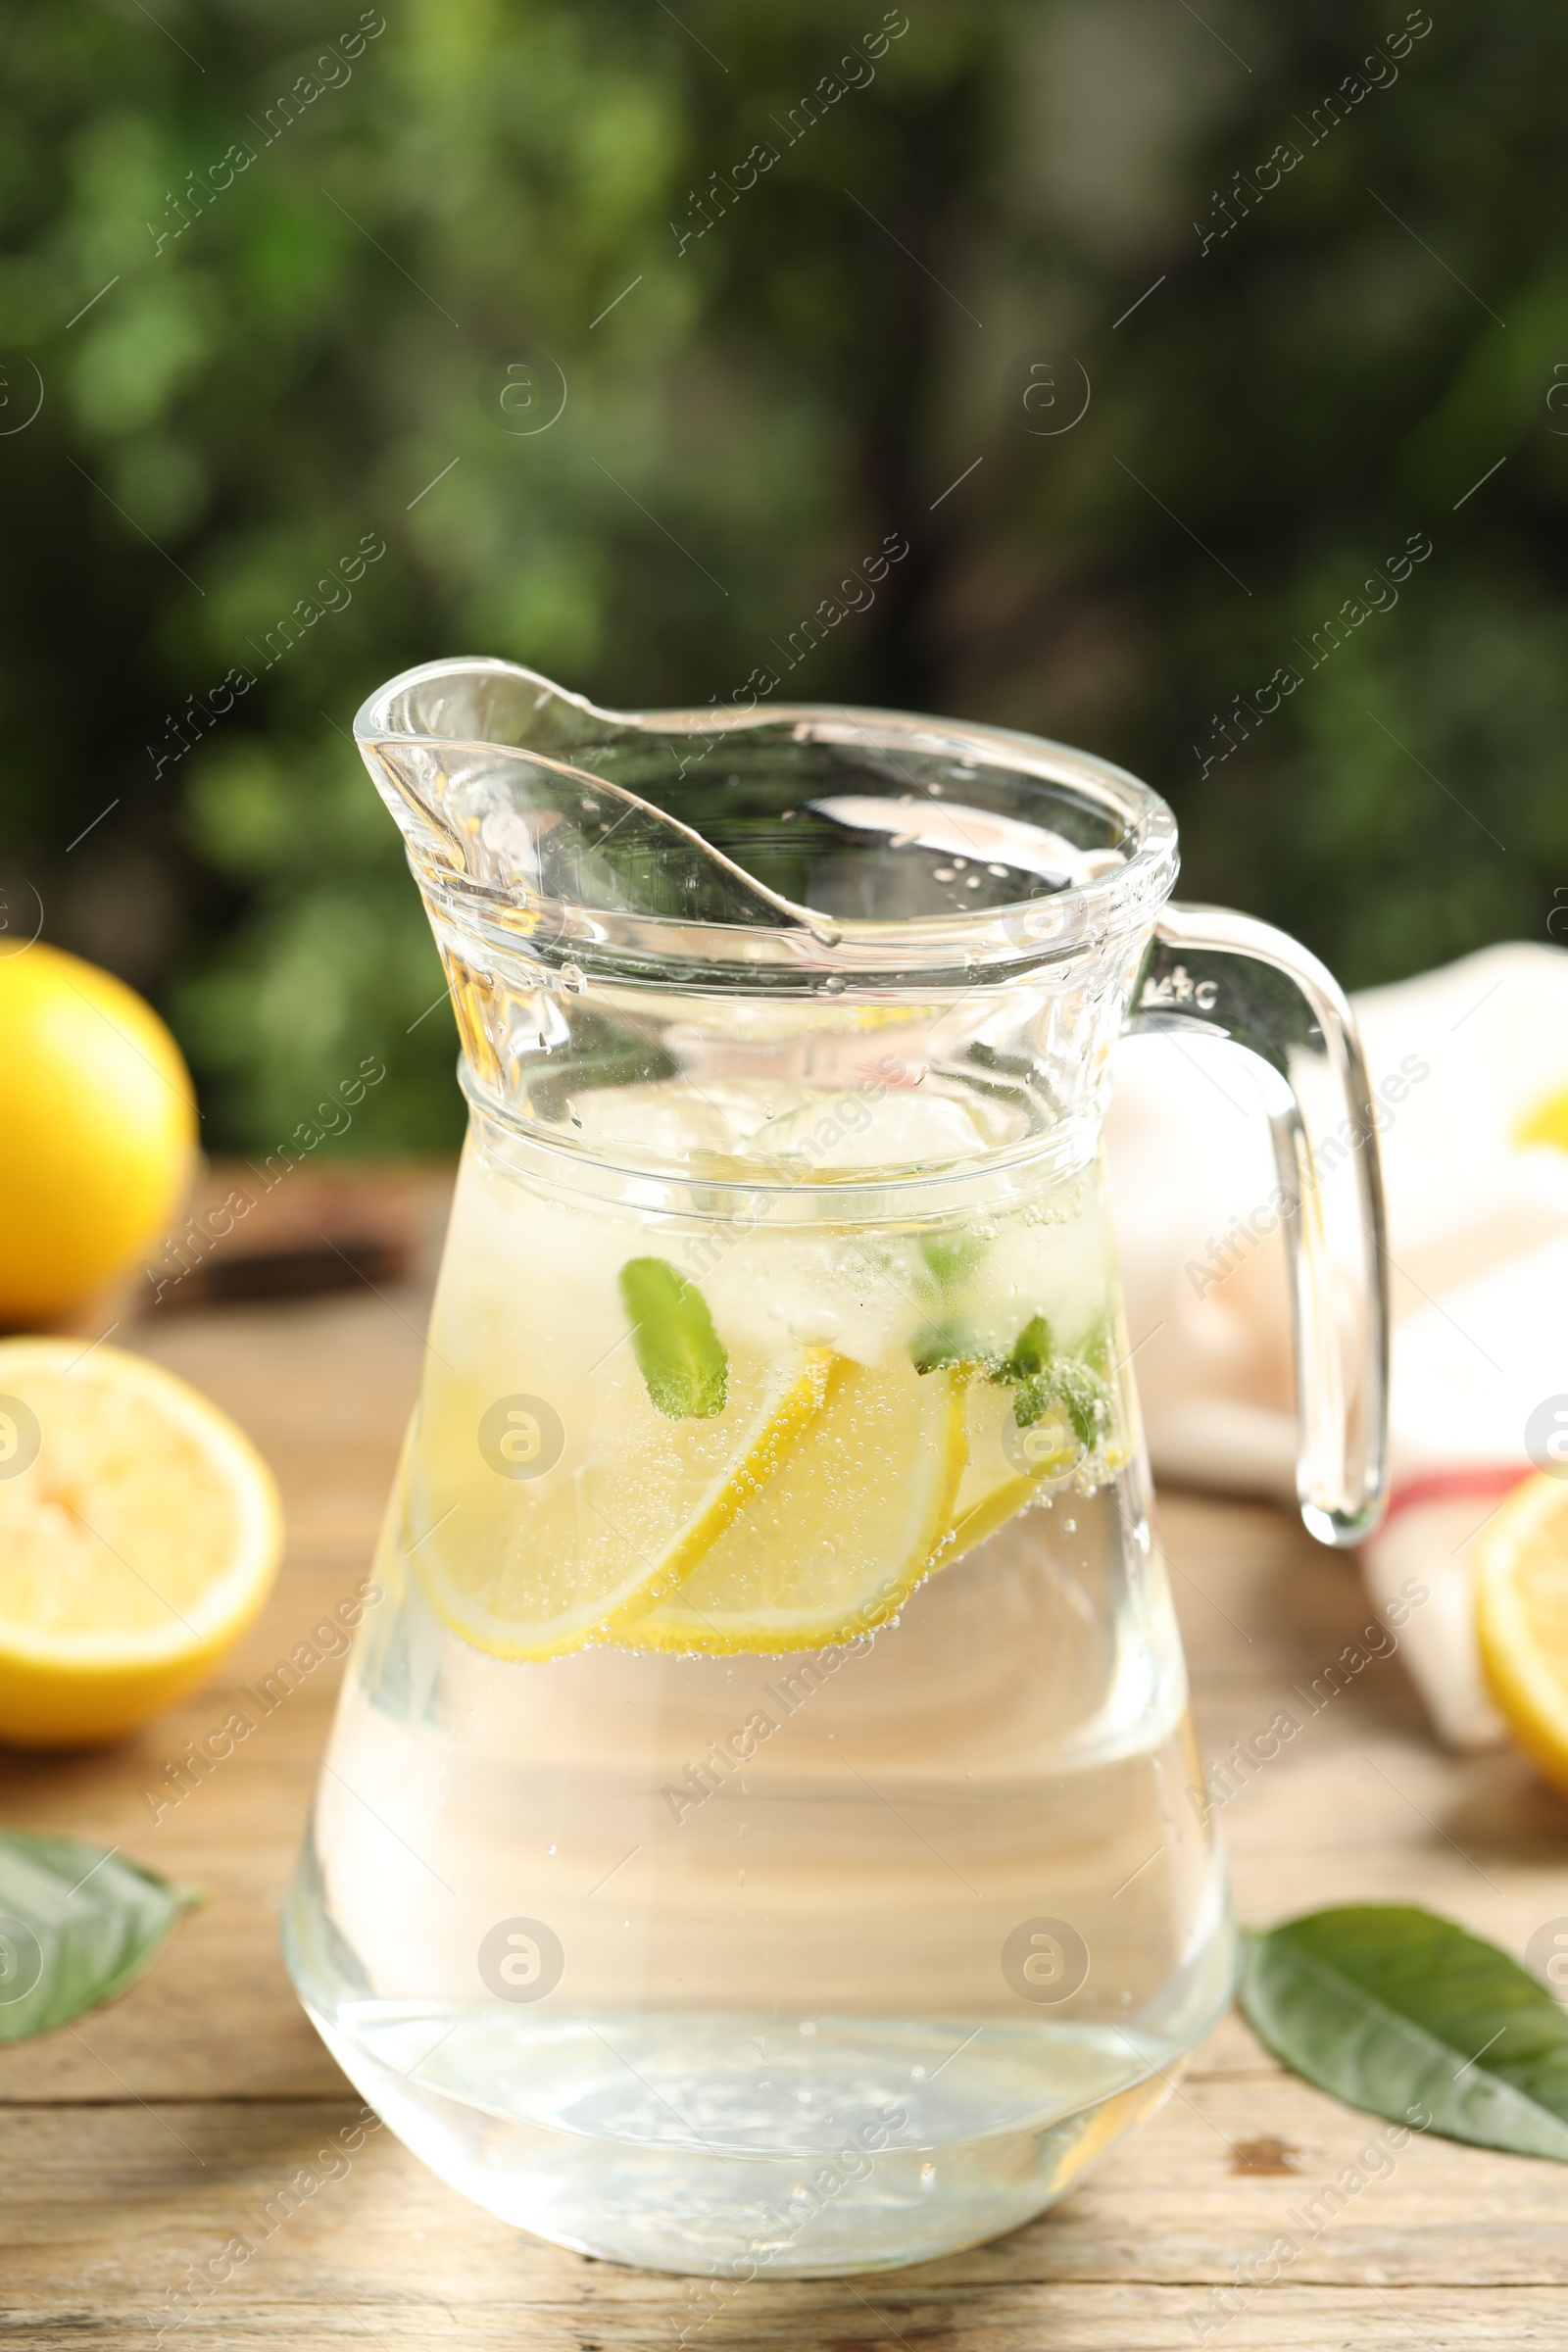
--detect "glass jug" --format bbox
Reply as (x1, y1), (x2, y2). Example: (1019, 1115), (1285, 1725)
(283, 660), (1388, 2278)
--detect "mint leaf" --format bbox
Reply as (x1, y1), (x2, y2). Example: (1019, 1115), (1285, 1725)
(910, 1235), (991, 1374)
(1011, 1361), (1109, 1443)
(1241, 1905), (1568, 2161)
(1051, 1359), (1110, 1446)
(1002, 1314), (1053, 1382)
(917, 1235), (986, 1291)
(910, 1318), (988, 1376)
(618, 1258), (729, 1419)
(976, 1313), (1111, 1444)
(0, 1835), (199, 2045)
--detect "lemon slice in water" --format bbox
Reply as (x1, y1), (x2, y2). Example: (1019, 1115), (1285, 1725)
(616, 1358), (969, 1654)
(938, 1371), (1087, 1563)
(407, 1347), (834, 1661)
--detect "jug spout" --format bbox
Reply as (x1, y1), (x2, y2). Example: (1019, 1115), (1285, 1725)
(354, 657), (1174, 968)
(353, 657), (1182, 1177)
(358, 659), (834, 941)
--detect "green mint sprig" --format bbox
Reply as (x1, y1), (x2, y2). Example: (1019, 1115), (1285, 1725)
(909, 1271), (1112, 1451)
(618, 1257), (729, 1419)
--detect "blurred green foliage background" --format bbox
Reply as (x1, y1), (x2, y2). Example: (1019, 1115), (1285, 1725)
(2, 0), (1563, 1148)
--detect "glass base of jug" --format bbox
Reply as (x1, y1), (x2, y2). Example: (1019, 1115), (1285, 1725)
(301, 1999), (1186, 2277)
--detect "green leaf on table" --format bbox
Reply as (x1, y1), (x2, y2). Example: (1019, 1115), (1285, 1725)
(0, 1834), (200, 2045)
(618, 1257), (729, 1419)
(1240, 1904), (1568, 2160)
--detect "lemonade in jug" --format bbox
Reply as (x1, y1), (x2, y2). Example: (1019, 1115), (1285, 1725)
(284, 661), (1387, 2276)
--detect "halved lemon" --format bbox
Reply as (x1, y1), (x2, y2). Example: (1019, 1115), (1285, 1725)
(0, 1338), (283, 1748)
(616, 1357), (969, 1654)
(1475, 1472), (1568, 1792)
(406, 1347), (834, 1660)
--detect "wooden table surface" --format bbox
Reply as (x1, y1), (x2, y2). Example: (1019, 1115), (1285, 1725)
(5, 1170), (1567, 2349)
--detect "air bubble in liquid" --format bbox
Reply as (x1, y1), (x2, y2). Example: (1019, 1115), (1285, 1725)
(560, 963), (588, 995)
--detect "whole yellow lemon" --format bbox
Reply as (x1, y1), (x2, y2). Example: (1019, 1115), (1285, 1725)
(0, 943), (197, 1324)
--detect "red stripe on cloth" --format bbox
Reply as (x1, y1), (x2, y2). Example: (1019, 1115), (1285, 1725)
(1382, 1463), (1535, 1530)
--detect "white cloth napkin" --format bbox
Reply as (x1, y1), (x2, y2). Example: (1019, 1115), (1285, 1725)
(1102, 942), (1568, 1748)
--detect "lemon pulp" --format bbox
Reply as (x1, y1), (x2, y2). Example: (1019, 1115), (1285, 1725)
(618, 1359), (970, 1654)
(0, 1338), (282, 1746)
(406, 1347), (836, 1660)
(1476, 1473), (1568, 1792)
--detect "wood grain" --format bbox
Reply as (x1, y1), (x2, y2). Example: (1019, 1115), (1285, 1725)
(4, 1168), (1568, 2346)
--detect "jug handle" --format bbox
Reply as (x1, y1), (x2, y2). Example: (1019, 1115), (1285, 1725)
(1126, 903), (1390, 1547)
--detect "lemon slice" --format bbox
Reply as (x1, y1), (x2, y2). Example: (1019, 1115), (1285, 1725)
(931, 1370), (1087, 1563)
(407, 1347), (834, 1660)
(0, 1338), (282, 1748)
(1475, 1473), (1568, 1792)
(617, 1357), (969, 1654)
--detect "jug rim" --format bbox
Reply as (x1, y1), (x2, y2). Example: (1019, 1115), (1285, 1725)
(355, 657), (1180, 979)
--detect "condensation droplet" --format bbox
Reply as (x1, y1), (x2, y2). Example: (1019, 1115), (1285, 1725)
(560, 962), (587, 995)
(987, 863), (1009, 878)
(933, 867), (956, 884)
(823, 974), (846, 995)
